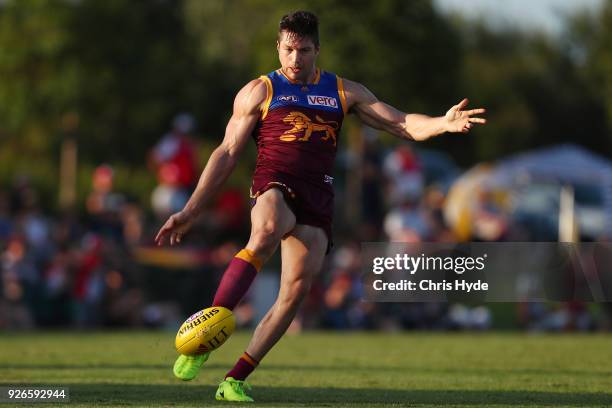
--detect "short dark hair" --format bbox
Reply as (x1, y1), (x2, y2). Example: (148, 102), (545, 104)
(278, 11), (319, 47)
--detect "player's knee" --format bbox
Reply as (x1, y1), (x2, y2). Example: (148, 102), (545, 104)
(248, 222), (282, 257)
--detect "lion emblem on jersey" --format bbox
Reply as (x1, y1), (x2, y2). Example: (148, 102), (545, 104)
(280, 112), (338, 146)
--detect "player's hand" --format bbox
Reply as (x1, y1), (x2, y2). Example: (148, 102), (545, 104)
(445, 98), (486, 133)
(154, 210), (196, 246)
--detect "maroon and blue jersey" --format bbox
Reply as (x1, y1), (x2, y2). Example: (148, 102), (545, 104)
(253, 68), (347, 193)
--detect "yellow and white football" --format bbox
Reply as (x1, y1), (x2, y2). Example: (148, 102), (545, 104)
(175, 306), (236, 355)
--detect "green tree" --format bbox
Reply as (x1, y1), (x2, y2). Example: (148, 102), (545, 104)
(567, 0), (612, 156)
(184, 0), (462, 114)
(451, 19), (608, 163)
(0, 0), (238, 164)
(0, 0), (236, 206)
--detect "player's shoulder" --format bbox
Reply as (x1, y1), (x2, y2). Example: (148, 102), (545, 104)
(339, 77), (366, 95)
(234, 78), (269, 113)
(238, 78), (268, 101)
(336, 77), (371, 110)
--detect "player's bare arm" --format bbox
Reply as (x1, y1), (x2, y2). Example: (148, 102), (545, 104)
(343, 78), (486, 141)
(155, 79), (268, 246)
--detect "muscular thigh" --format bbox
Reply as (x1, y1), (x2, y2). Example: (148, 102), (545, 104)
(280, 225), (328, 286)
(249, 188), (296, 237)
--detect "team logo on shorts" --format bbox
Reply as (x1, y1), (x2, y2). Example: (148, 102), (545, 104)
(277, 95), (299, 103)
(307, 95), (338, 108)
(324, 175), (334, 184)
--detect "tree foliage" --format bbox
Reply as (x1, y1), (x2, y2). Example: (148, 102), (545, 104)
(0, 0), (609, 205)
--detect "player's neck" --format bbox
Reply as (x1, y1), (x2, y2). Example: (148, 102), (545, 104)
(280, 66), (319, 85)
(302, 67), (318, 84)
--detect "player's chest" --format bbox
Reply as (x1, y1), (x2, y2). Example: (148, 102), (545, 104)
(270, 84), (341, 113)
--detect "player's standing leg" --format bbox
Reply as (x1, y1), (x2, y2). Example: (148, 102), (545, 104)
(216, 224), (327, 402)
(174, 188), (296, 381)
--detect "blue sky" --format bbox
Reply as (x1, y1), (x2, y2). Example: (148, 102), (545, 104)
(433, 0), (603, 35)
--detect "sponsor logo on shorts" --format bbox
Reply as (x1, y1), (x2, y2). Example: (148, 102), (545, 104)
(307, 95), (338, 108)
(278, 95), (299, 103)
(324, 175), (334, 184)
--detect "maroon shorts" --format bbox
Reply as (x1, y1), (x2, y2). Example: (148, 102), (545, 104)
(250, 172), (333, 253)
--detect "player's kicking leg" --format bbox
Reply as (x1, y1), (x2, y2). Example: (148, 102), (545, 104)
(216, 224), (327, 402)
(174, 188), (296, 381)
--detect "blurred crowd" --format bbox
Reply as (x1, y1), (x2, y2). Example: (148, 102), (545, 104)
(0, 170), (147, 329)
(1, 117), (611, 332)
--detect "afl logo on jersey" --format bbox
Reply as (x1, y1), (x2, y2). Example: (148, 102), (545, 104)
(307, 95), (338, 108)
(277, 95), (299, 103)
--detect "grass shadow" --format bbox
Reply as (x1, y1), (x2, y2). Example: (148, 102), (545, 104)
(2, 363), (611, 379)
(0, 363), (217, 370)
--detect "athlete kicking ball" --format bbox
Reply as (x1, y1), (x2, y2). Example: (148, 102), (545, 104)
(155, 10), (486, 402)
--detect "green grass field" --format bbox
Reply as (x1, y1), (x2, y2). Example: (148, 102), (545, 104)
(0, 331), (611, 407)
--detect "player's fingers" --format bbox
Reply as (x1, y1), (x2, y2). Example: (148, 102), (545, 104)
(170, 231), (183, 245)
(459, 122), (472, 133)
(466, 108), (485, 116)
(155, 227), (168, 245)
(469, 117), (487, 124)
(456, 98), (469, 110)
(155, 218), (175, 244)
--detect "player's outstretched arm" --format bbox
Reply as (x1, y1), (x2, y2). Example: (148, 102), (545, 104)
(155, 79), (267, 246)
(343, 79), (486, 141)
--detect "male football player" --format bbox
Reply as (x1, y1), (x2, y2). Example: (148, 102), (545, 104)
(155, 10), (486, 402)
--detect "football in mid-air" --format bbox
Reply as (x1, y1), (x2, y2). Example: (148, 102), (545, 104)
(175, 306), (236, 355)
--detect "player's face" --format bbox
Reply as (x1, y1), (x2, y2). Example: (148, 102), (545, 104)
(277, 31), (319, 83)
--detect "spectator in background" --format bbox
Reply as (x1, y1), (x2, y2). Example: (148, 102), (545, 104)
(120, 203), (145, 247)
(86, 164), (125, 240)
(382, 145), (432, 242)
(383, 202), (430, 242)
(1, 235), (37, 328)
(322, 242), (374, 329)
(150, 113), (199, 218)
(383, 145), (424, 206)
(72, 234), (105, 327)
(471, 189), (509, 242)
(10, 176), (53, 267)
(422, 185), (456, 242)
(42, 247), (72, 326)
